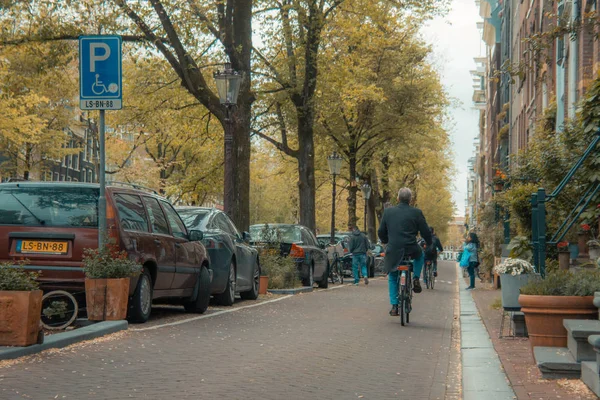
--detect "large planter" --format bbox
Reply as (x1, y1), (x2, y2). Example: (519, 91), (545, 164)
(0, 290), (43, 346)
(258, 276), (269, 295)
(558, 250), (570, 270)
(85, 278), (130, 321)
(500, 273), (540, 309)
(519, 294), (597, 349)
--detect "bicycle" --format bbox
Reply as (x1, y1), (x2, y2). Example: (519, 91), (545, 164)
(329, 252), (344, 284)
(397, 257), (414, 326)
(424, 260), (435, 289)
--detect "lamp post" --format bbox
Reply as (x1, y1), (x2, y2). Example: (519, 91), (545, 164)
(361, 183), (371, 232)
(213, 63), (242, 216)
(327, 151), (343, 244)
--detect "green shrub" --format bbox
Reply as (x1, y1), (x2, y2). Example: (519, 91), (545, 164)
(0, 262), (39, 291)
(507, 236), (533, 262)
(260, 253), (301, 289)
(520, 269), (600, 296)
(82, 245), (141, 279)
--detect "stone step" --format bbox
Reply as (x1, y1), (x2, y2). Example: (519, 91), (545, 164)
(534, 346), (581, 379)
(564, 320), (600, 362)
(582, 361), (600, 397)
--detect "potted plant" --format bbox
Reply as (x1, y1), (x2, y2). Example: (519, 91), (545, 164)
(493, 170), (507, 192)
(557, 241), (570, 270)
(494, 257), (538, 309)
(83, 244), (141, 321)
(0, 263), (43, 346)
(579, 223), (592, 257)
(518, 269), (600, 350)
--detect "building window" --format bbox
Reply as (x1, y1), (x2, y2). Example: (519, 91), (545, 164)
(88, 170), (93, 183)
(60, 175), (65, 181)
(73, 153), (79, 171)
(54, 172), (59, 181)
(67, 176), (71, 182)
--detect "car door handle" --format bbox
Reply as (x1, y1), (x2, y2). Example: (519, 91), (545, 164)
(154, 239), (161, 245)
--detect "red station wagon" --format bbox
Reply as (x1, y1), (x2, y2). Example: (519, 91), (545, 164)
(0, 182), (212, 323)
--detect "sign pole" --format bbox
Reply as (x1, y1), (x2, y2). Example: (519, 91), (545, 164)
(98, 109), (106, 249)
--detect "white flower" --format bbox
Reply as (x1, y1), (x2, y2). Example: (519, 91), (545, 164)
(494, 257), (534, 275)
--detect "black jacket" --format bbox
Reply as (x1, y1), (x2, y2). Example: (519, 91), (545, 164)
(425, 235), (444, 261)
(378, 203), (432, 273)
(348, 230), (369, 254)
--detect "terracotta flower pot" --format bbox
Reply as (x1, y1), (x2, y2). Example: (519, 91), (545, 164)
(519, 294), (597, 349)
(0, 290), (43, 346)
(259, 276), (269, 295)
(85, 278), (130, 321)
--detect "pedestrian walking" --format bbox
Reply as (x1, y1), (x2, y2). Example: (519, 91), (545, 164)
(464, 232), (480, 290)
(348, 224), (370, 285)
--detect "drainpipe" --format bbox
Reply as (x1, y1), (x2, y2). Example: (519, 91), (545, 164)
(568, 0), (579, 119)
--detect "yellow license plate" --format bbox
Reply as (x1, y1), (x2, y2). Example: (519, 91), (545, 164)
(19, 240), (69, 255)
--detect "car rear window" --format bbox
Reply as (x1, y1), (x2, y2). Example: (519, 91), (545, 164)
(0, 186), (98, 227)
(177, 209), (209, 229)
(249, 225), (301, 243)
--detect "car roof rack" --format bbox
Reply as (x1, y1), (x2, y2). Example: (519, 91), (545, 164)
(107, 181), (159, 195)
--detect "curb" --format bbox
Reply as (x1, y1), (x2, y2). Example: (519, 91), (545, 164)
(457, 265), (515, 400)
(267, 286), (313, 295)
(0, 320), (128, 361)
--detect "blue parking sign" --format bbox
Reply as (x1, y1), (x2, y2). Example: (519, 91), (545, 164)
(79, 36), (122, 110)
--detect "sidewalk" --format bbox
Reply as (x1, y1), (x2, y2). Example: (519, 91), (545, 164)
(469, 280), (598, 400)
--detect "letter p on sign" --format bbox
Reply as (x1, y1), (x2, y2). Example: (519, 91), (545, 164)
(90, 43), (110, 72)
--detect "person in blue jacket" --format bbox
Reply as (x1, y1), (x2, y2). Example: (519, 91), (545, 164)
(464, 232), (480, 290)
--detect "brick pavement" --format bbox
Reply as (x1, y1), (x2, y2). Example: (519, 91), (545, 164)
(471, 286), (598, 400)
(0, 262), (459, 400)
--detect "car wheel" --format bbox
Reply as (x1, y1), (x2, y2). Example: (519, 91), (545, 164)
(184, 266), (210, 314)
(128, 269), (153, 323)
(215, 260), (236, 306)
(241, 260), (260, 300)
(318, 262), (329, 288)
(302, 264), (314, 287)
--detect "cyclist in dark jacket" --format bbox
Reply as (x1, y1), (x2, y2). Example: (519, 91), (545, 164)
(427, 227), (444, 277)
(378, 188), (432, 316)
(348, 225), (370, 285)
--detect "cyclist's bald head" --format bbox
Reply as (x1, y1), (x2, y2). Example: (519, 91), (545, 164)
(397, 187), (412, 204)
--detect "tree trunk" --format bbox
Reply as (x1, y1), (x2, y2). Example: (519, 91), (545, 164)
(226, 0), (253, 232)
(347, 156), (358, 229)
(297, 113), (316, 232)
(23, 144), (32, 181)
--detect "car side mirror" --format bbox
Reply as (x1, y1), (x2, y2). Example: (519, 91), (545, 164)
(242, 231), (251, 242)
(189, 230), (204, 242)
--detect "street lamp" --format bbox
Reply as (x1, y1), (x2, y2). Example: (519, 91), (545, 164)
(214, 63), (242, 215)
(327, 151), (343, 244)
(361, 183), (371, 232)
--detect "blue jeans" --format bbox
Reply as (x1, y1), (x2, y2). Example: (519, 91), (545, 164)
(352, 253), (368, 284)
(388, 252), (424, 305)
(467, 262), (477, 288)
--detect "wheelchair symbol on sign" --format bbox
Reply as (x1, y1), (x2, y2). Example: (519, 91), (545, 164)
(91, 74), (119, 95)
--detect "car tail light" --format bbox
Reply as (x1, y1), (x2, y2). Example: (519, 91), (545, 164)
(289, 243), (305, 258)
(105, 200), (120, 245)
(343, 248), (348, 254)
(381, 252), (385, 257)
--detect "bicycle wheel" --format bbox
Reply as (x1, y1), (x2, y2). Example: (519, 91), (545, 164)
(406, 272), (412, 323)
(424, 263), (430, 289)
(400, 287), (405, 326)
(430, 267), (436, 289)
(329, 258), (338, 284)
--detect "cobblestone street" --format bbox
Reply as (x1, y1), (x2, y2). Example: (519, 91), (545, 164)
(1, 262), (458, 400)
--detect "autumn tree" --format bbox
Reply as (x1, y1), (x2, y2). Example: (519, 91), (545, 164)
(0, 42), (78, 180)
(0, 0), (253, 229)
(252, 0), (448, 232)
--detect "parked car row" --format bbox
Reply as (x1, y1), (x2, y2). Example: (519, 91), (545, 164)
(0, 182), (336, 324)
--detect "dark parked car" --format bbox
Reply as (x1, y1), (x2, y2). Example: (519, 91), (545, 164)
(0, 182), (212, 323)
(250, 223), (329, 288)
(176, 207), (260, 305)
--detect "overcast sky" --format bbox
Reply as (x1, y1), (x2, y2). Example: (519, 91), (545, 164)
(421, 0), (482, 216)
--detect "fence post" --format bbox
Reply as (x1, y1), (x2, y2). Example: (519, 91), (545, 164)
(537, 188), (547, 278)
(531, 193), (538, 270)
